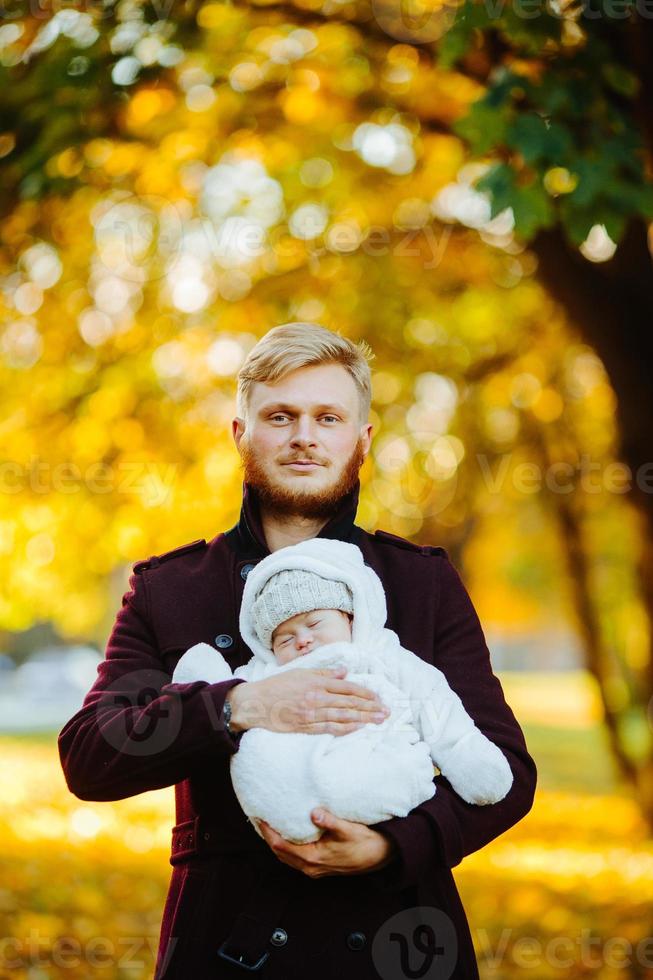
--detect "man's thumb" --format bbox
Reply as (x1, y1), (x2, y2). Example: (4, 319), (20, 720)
(312, 808), (349, 840)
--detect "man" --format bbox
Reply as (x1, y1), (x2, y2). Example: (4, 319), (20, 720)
(59, 322), (537, 979)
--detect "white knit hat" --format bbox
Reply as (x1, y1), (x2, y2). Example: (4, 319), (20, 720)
(251, 568), (354, 649)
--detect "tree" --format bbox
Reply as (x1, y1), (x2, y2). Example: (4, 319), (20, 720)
(435, 2), (653, 819)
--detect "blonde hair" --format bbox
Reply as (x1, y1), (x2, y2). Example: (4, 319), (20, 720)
(236, 322), (374, 424)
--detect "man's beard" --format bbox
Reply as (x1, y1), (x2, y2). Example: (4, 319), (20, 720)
(238, 437), (366, 520)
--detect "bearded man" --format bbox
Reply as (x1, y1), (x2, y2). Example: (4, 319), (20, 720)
(59, 321), (536, 980)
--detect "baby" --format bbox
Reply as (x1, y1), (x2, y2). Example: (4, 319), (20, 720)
(172, 537), (514, 844)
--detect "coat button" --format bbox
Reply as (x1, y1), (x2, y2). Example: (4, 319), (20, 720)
(240, 563), (256, 580)
(346, 932), (366, 951)
(270, 928), (287, 947)
(215, 634), (233, 649)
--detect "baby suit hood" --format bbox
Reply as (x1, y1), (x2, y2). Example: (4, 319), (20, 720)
(239, 538), (387, 666)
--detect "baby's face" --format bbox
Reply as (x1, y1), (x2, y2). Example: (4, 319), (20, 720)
(271, 608), (353, 664)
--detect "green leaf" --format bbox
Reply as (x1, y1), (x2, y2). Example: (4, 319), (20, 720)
(534, 75), (573, 115)
(453, 103), (510, 155)
(437, 29), (473, 70)
(560, 205), (597, 247)
(475, 162), (516, 217)
(601, 62), (639, 97)
(506, 113), (572, 164)
(437, 0), (494, 67)
(566, 159), (611, 207)
(499, 6), (565, 53)
(540, 74), (596, 118)
(476, 165), (554, 238)
(602, 211), (627, 243)
(483, 69), (533, 109)
(560, 200), (627, 246)
(510, 182), (556, 238)
(600, 134), (647, 179)
(635, 184), (653, 219)
(603, 179), (653, 219)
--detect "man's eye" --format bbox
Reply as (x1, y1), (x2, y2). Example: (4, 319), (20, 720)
(270, 414), (288, 422)
(321, 416), (338, 423)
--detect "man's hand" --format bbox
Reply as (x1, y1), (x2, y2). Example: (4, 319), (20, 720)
(257, 808), (398, 878)
(226, 667), (390, 735)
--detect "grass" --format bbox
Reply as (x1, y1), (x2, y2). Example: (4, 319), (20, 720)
(1, 671), (650, 980)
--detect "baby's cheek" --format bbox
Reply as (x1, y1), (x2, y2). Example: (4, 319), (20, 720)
(318, 629), (342, 645)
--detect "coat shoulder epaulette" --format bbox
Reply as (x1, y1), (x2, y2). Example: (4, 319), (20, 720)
(373, 528), (448, 558)
(133, 538), (207, 575)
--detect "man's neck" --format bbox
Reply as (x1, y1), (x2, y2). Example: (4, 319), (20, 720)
(236, 479), (361, 555)
(261, 510), (329, 552)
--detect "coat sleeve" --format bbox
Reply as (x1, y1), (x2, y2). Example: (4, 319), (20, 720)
(381, 630), (514, 806)
(58, 568), (247, 802)
(367, 555), (537, 892)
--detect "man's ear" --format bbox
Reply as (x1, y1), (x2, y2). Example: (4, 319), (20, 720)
(232, 416), (246, 448)
(360, 421), (373, 459)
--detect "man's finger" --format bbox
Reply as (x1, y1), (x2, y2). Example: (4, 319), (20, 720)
(327, 679), (382, 700)
(311, 807), (349, 839)
(258, 820), (285, 849)
(259, 821), (309, 859)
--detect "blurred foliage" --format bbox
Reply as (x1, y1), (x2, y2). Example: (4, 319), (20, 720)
(2, 675), (653, 978)
(443, 1), (653, 244)
(0, 2), (649, 652)
(1, 2), (652, 244)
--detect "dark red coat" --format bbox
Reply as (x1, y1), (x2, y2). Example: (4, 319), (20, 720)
(58, 481), (536, 979)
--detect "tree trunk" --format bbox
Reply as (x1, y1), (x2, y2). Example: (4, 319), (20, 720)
(531, 220), (653, 827)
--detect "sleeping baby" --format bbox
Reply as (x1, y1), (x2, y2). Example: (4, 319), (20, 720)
(172, 537), (514, 844)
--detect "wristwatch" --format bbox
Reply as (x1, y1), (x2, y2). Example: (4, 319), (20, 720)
(223, 693), (234, 733)
(223, 692), (241, 741)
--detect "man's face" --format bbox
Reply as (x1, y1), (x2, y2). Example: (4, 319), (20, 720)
(232, 362), (373, 519)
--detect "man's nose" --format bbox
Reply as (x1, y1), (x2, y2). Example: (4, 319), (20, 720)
(289, 416), (318, 445)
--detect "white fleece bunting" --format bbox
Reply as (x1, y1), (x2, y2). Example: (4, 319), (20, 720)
(172, 538), (514, 843)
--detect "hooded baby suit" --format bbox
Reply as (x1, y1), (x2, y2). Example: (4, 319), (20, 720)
(172, 538), (514, 844)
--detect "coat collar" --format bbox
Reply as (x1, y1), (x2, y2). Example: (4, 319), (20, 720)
(230, 479), (362, 558)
